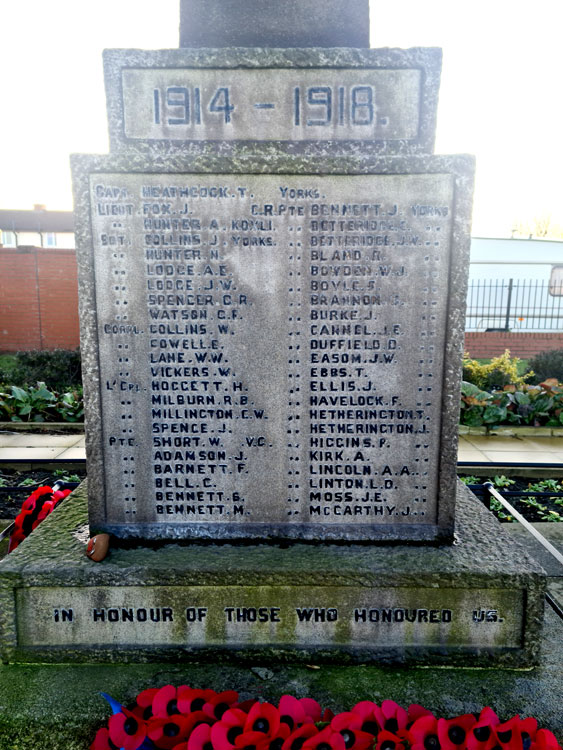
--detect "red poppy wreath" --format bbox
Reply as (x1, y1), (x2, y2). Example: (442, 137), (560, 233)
(91, 686), (561, 750)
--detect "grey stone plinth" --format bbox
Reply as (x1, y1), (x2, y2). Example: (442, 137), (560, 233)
(180, 0), (370, 48)
(0, 481), (545, 667)
(103, 48), (441, 155)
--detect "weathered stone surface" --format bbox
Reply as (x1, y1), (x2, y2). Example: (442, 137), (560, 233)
(71, 152), (473, 543)
(179, 0), (370, 49)
(0, 481), (545, 666)
(103, 48), (442, 155)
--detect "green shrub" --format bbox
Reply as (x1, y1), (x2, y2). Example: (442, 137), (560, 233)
(460, 379), (563, 427)
(462, 350), (532, 391)
(0, 383), (58, 422)
(0, 349), (82, 390)
(0, 382), (84, 423)
(526, 348), (563, 385)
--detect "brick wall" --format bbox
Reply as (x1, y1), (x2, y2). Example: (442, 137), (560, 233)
(464, 331), (563, 359)
(0, 247), (79, 352)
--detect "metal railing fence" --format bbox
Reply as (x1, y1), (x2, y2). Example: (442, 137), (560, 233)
(466, 279), (563, 332)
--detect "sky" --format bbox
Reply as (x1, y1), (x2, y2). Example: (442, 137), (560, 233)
(0, 0), (562, 238)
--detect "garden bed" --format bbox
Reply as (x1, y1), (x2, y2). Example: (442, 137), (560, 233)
(459, 475), (563, 523)
(0, 466), (86, 519)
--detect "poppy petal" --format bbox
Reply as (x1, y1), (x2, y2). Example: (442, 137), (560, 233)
(109, 709), (147, 750)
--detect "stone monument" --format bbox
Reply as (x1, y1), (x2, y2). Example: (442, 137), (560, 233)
(0, 0), (545, 668)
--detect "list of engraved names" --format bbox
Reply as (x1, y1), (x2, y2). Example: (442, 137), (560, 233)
(90, 173), (454, 532)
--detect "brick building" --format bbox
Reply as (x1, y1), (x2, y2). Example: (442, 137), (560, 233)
(0, 208), (78, 351)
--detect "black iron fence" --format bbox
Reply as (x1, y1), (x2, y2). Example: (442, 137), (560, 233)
(466, 279), (563, 331)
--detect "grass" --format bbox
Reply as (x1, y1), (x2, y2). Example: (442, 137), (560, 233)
(0, 354), (18, 379)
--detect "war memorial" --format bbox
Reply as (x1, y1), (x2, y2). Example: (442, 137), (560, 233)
(0, 0), (561, 743)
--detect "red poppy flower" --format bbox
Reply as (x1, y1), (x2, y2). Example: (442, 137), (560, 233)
(465, 707), (501, 750)
(178, 687), (217, 715)
(26, 486), (53, 508)
(147, 714), (192, 750)
(330, 713), (374, 750)
(282, 725), (319, 750)
(203, 690), (240, 721)
(135, 688), (160, 721)
(108, 707), (147, 750)
(375, 730), (404, 750)
(518, 718), (539, 750)
(91, 726), (119, 750)
(478, 709), (500, 726)
(278, 696), (313, 732)
(211, 708), (250, 750)
(408, 715), (440, 750)
(268, 722), (292, 750)
(351, 701), (382, 737)
(375, 701), (408, 735)
(188, 721), (215, 750)
(531, 729), (561, 750)
(33, 498), (55, 527)
(298, 699), (323, 724)
(303, 726), (346, 750)
(52, 488), (71, 505)
(9, 486), (53, 551)
(234, 730), (272, 750)
(494, 717), (526, 750)
(244, 702), (281, 738)
(331, 713), (363, 732)
(437, 714), (476, 750)
(152, 684), (190, 718)
(408, 706), (435, 724)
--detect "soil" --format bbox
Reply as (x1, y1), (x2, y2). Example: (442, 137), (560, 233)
(0, 467), (87, 519)
(458, 474), (563, 523)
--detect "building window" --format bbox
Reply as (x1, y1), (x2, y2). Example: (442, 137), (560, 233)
(549, 266), (563, 297)
(1, 231), (16, 247)
(44, 232), (57, 247)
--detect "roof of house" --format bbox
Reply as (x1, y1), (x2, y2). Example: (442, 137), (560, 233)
(0, 209), (74, 233)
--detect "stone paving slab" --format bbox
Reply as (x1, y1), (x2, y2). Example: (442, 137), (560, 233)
(0, 447), (65, 461)
(55, 446), (87, 460)
(0, 434), (83, 448)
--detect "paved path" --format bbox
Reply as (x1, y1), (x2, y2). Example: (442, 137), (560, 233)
(458, 434), (563, 464)
(0, 431), (85, 461)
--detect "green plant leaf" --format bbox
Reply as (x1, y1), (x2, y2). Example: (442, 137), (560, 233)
(33, 383), (56, 401)
(461, 381), (491, 401)
(483, 404), (508, 424)
(461, 407), (484, 427)
(11, 385), (29, 402)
